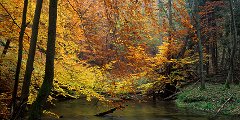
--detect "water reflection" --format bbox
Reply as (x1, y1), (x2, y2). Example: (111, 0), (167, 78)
(43, 99), (238, 120)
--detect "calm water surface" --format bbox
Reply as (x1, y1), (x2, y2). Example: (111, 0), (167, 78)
(43, 99), (238, 120)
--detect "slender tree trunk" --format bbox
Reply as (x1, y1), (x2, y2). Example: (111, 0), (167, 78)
(210, 42), (218, 74)
(168, 0), (173, 30)
(211, 11), (218, 74)
(1, 39), (11, 57)
(157, 0), (163, 45)
(167, 0), (173, 60)
(210, 43), (214, 74)
(195, 0), (205, 90)
(206, 45), (210, 75)
(225, 47), (231, 68)
(11, 0), (28, 117)
(220, 47), (226, 68)
(28, 0), (57, 119)
(18, 0), (43, 117)
(214, 43), (218, 72)
(225, 0), (237, 88)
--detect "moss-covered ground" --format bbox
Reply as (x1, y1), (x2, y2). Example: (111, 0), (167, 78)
(176, 83), (240, 115)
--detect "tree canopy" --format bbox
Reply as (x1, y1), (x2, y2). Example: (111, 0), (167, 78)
(0, 0), (240, 119)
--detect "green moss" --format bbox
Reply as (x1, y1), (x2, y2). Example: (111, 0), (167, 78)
(176, 83), (240, 115)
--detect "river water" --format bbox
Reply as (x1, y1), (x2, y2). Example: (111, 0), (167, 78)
(43, 99), (239, 120)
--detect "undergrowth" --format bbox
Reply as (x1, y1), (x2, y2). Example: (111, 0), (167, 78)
(176, 83), (240, 115)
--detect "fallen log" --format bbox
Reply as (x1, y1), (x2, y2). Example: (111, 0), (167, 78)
(215, 96), (232, 115)
(163, 91), (180, 100)
(164, 79), (200, 100)
(94, 105), (125, 117)
(210, 95), (233, 119)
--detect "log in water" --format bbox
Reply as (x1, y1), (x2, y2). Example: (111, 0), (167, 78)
(42, 99), (239, 120)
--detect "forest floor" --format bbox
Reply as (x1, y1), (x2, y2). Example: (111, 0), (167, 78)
(176, 83), (240, 116)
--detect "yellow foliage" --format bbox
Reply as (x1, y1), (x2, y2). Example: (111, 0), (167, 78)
(43, 110), (59, 119)
(0, 0), (198, 114)
(54, 57), (106, 101)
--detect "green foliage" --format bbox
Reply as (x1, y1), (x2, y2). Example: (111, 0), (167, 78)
(176, 83), (240, 115)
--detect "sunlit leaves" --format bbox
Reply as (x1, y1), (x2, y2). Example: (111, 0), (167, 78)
(0, 0), (200, 107)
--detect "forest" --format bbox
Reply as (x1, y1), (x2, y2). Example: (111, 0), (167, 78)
(0, 0), (240, 119)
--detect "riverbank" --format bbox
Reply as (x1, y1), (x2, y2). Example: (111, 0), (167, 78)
(176, 83), (240, 115)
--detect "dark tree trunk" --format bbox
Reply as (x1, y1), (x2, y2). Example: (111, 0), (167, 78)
(211, 41), (218, 74)
(18, 0), (43, 117)
(168, 0), (173, 30)
(225, 47), (231, 69)
(11, 0), (29, 118)
(214, 43), (218, 72)
(206, 45), (210, 75)
(1, 39), (11, 57)
(225, 0), (237, 88)
(28, 0), (58, 119)
(195, 0), (205, 90)
(157, 0), (163, 45)
(211, 11), (218, 74)
(220, 47), (226, 69)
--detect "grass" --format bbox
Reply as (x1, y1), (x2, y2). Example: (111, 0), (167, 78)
(176, 83), (240, 115)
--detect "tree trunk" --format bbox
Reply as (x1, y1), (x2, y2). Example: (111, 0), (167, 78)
(220, 47), (226, 69)
(214, 43), (218, 72)
(1, 39), (11, 57)
(168, 0), (173, 30)
(18, 0), (43, 117)
(211, 11), (218, 74)
(157, 0), (163, 45)
(213, 43), (218, 74)
(210, 42), (218, 75)
(167, 0), (173, 60)
(28, 0), (57, 119)
(206, 45), (210, 75)
(225, 0), (237, 89)
(225, 46), (231, 69)
(10, 0), (28, 118)
(195, 0), (205, 90)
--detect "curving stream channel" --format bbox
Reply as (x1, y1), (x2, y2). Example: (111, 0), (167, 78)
(43, 99), (238, 120)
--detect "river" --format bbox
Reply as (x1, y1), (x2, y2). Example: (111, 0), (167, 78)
(43, 99), (239, 120)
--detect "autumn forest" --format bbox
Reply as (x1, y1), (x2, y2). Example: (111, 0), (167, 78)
(0, 0), (240, 119)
